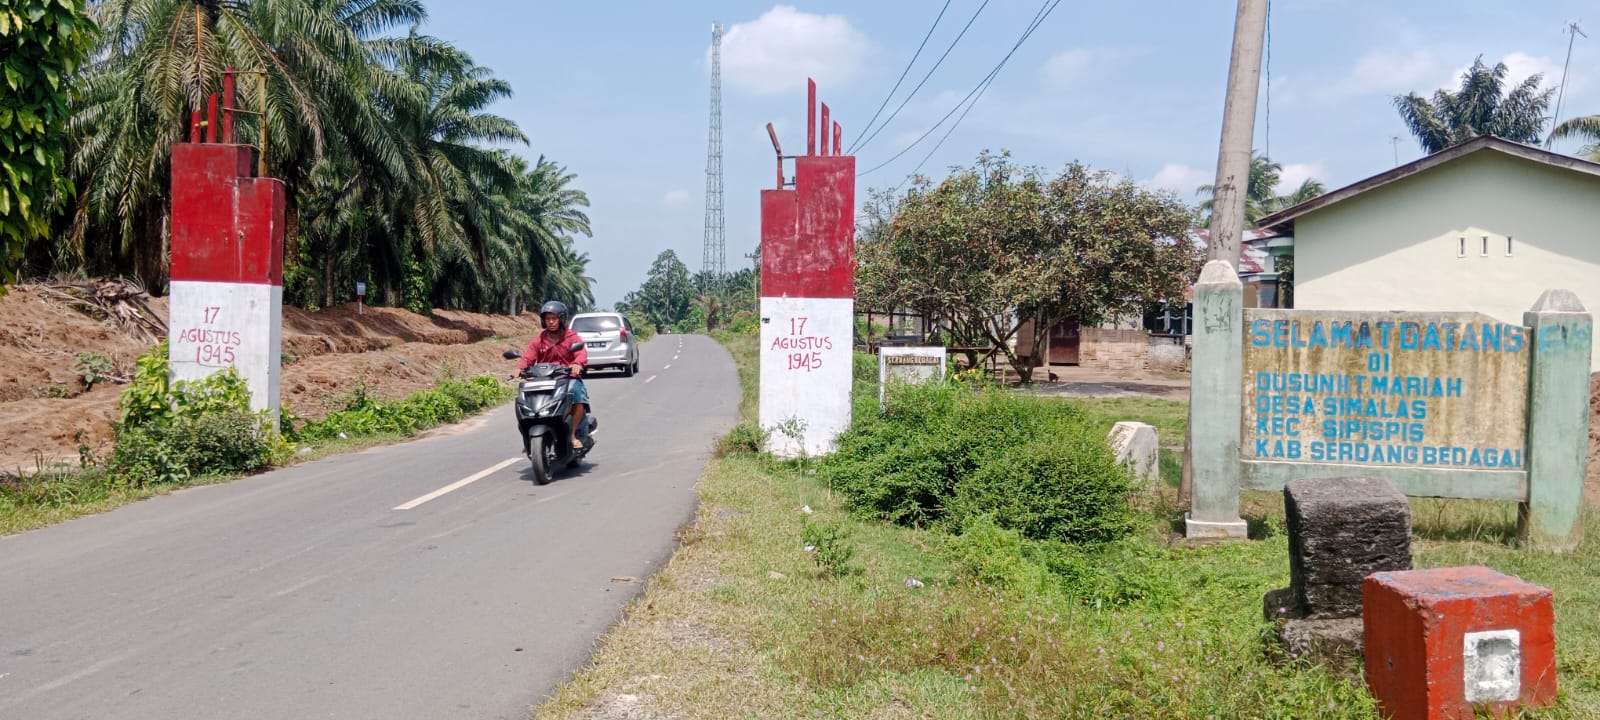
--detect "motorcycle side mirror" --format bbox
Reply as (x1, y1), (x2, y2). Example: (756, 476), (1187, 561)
(569, 341), (586, 354)
(502, 349), (522, 360)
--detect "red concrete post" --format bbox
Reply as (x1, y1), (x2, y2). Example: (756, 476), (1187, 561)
(833, 122), (841, 155)
(190, 110), (202, 143)
(205, 92), (219, 143)
(820, 103), (830, 156)
(222, 69), (235, 144)
(806, 78), (816, 156)
(1364, 566), (1557, 720)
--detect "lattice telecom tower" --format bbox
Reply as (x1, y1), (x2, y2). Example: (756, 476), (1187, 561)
(702, 21), (726, 279)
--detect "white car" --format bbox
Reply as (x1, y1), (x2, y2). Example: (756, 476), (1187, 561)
(571, 312), (642, 377)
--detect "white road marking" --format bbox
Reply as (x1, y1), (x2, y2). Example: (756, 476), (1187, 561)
(664, 364), (672, 370)
(645, 375), (658, 384)
(394, 457), (522, 510)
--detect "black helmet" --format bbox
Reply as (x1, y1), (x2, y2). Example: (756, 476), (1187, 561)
(539, 300), (569, 327)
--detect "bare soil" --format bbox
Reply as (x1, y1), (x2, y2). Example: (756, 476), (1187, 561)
(0, 284), (541, 473)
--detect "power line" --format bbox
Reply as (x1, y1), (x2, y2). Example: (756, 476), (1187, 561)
(850, 0), (953, 155)
(848, 0), (992, 155)
(860, 0), (1060, 181)
(1263, 0), (1271, 161)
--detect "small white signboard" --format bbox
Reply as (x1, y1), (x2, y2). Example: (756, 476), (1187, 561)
(878, 346), (947, 408)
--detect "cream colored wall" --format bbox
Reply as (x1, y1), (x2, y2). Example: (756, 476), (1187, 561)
(1295, 150), (1600, 370)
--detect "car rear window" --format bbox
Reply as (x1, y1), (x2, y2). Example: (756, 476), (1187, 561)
(572, 316), (622, 332)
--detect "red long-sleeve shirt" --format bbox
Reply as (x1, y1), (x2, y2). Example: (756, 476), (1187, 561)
(519, 328), (588, 374)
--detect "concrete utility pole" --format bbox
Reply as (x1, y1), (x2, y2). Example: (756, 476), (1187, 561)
(1206, 0), (1269, 264)
(1183, 0), (1268, 507)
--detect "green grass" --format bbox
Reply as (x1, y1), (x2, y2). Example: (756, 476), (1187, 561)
(535, 333), (1600, 719)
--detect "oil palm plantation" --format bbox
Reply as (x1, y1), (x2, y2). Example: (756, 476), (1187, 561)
(68, 0), (421, 286)
(1393, 56), (1554, 154)
(51, 1), (595, 313)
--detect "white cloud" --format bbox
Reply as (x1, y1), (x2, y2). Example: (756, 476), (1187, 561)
(1039, 47), (1144, 88)
(1320, 50), (1442, 101)
(1445, 52), (1575, 94)
(661, 189), (691, 208)
(720, 6), (869, 96)
(1141, 163), (1212, 195)
(1042, 49), (1096, 86)
(1277, 162), (1327, 194)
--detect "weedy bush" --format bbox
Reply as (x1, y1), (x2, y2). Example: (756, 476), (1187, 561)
(822, 382), (1136, 545)
(713, 422), (768, 457)
(74, 352), (117, 389)
(301, 376), (509, 441)
(110, 342), (287, 487)
(801, 516), (859, 578)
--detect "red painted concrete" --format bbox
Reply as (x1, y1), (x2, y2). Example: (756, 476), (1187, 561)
(807, 79), (817, 156)
(761, 81), (854, 300)
(761, 156), (854, 299)
(170, 143), (285, 286)
(760, 189), (800, 294)
(1364, 566), (1557, 720)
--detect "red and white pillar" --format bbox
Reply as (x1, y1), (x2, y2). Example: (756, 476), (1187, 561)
(168, 121), (286, 423)
(759, 80), (855, 458)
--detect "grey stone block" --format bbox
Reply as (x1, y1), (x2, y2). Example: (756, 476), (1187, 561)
(1277, 617), (1364, 666)
(1108, 421), (1160, 485)
(1285, 476), (1412, 619)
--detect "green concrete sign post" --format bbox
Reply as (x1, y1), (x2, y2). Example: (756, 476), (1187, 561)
(1187, 265), (1590, 551)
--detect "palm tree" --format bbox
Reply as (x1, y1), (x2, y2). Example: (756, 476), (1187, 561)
(1393, 56), (1555, 154)
(1550, 115), (1600, 161)
(68, 0), (422, 287)
(1196, 152), (1325, 226)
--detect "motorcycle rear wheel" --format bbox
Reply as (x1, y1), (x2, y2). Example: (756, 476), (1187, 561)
(530, 435), (555, 485)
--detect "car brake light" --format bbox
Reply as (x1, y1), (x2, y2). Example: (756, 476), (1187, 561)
(619, 327), (628, 341)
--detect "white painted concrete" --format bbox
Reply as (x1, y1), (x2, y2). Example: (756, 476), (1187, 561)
(1463, 629), (1521, 703)
(759, 296), (853, 458)
(1293, 150), (1600, 370)
(167, 280), (282, 422)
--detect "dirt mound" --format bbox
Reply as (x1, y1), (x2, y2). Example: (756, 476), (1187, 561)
(0, 286), (153, 403)
(0, 282), (543, 473)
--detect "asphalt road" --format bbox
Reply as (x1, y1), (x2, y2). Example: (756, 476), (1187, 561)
(0, 334), (739, 720)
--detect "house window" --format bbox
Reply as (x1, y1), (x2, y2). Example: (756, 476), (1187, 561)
(1481, 236), (1489, 257)
(1458, 237), (1466, 258)
(1506, 236), (1514, 256)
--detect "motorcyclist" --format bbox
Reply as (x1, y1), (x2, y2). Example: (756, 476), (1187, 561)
(514, 301), (589, 449)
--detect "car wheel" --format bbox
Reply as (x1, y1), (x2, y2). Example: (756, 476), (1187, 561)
(622, 361), (634, 378)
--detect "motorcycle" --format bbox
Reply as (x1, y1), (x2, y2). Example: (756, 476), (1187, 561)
(503, 344), (597, 484)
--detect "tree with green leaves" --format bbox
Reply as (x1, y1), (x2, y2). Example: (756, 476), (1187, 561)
(1195, 151), (1326, 226)
(0, 0), (96, 288)
(859, 151), (1201, 382)
(1394, 56), (1554, 154)
(617, 250), (691, 332)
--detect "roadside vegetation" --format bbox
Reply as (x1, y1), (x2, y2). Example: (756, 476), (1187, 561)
(538, 332), (1600, 719)
(0, 341), (514, 535)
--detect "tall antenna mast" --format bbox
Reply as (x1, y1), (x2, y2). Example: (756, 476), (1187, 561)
(703, 22), (726, 280)
(1547, 20), (1586, 148)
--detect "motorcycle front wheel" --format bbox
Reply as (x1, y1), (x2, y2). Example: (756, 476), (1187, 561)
(530, 434), (555, 485)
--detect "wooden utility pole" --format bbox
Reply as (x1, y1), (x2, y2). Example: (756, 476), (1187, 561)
(1182, 0), (1268, 505)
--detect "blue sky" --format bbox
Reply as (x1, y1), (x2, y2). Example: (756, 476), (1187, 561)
(422, 1), (1598, 308)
